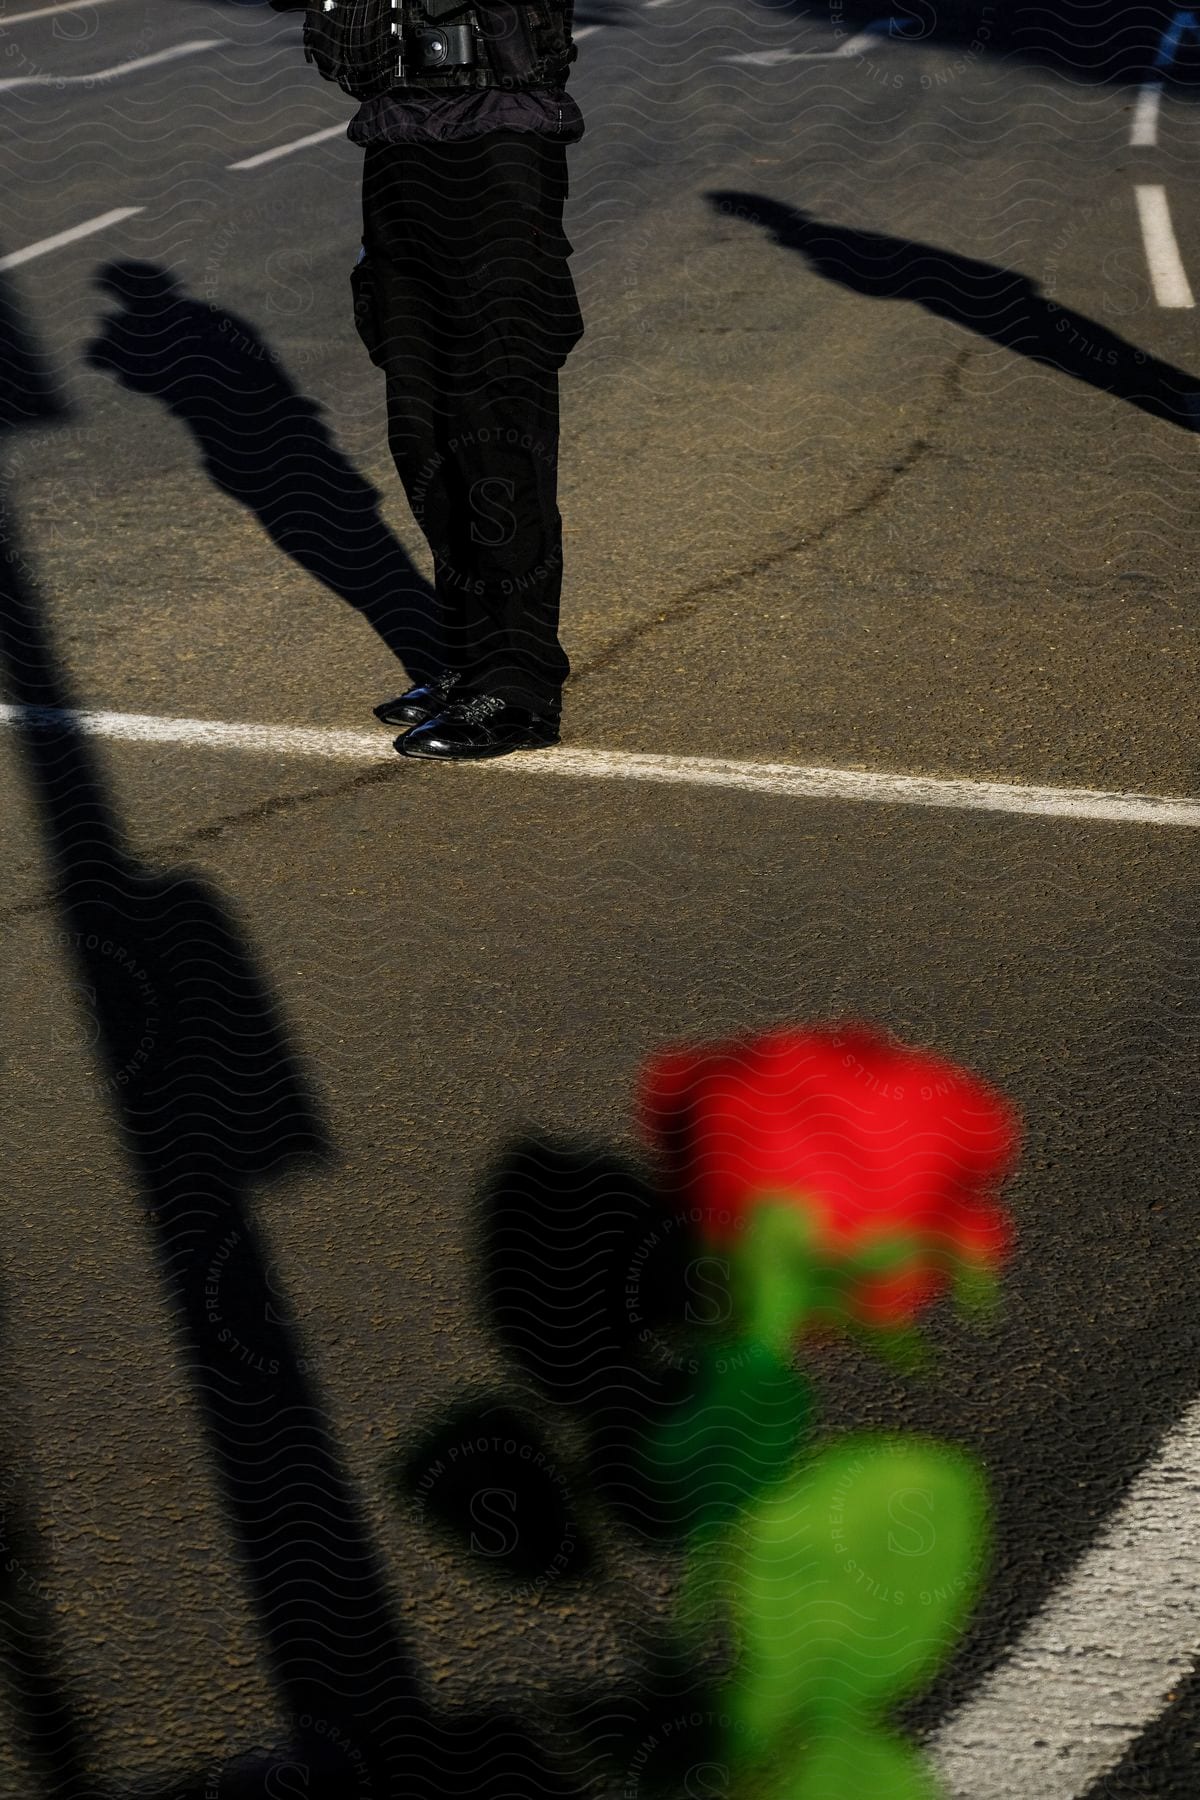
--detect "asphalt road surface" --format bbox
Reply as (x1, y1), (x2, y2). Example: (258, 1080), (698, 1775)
(1, 1), (1200, 1796)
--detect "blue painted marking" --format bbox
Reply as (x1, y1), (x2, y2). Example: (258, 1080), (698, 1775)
(1154, 9), (1200, 69)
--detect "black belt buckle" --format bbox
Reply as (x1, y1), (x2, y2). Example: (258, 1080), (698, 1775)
(411, 23), (477, 66)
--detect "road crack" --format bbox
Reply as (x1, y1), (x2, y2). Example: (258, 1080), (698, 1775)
(568, 345), (973, 689)
(0, 351), (975, 902)
(0, 762), (403, 927)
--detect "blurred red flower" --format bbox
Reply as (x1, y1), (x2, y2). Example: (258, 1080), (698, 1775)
(636, 1025), (1020, 1328)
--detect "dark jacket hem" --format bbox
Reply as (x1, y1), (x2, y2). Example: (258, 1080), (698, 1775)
(347, 86), (585, 146)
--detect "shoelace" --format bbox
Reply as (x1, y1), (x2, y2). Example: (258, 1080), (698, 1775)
(445, 692), (506, 724)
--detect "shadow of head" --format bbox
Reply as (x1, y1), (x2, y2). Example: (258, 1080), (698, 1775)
(85, 258), (305, 410)
(81, 258), (436, 672)
(704, 191), (1028, 300)
(702, 189), (1200, 432)
(88, 259), (194, 385)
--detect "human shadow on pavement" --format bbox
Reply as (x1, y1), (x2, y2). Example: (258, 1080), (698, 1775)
(83, 259), (444, 689)
(706, 193), (1200, 434)
(1, 264), (580, 1799)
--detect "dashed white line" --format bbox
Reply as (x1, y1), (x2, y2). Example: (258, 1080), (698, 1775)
(1, 705), (1198, 829)
(738, 31), (885, 63)
(1135, 184), (1195, 308)
(228, 122), (350, 171)
(930, 1392), (1200, 1800)
(0, 39), (221, 91)
(723, 19), (902, 62)
(0, 0), (125, 26)
(1131, 78), (1163, 146)
(0, 206), (143, 270)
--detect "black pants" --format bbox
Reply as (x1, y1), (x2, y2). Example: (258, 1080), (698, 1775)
(356, 132), (584, 716)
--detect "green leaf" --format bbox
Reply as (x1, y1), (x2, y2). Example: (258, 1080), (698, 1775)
(726, 1434), (990, 1743)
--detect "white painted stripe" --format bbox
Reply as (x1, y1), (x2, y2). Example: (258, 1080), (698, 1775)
(1131, 78), (1163, 147)
(229, 122), (349, 170)
(723, 33), (879, 63)
(0, 206), (142, 270)
(572, 23), (601, 36)
(930, 1394), (1200, 1799)
(1135, 184), (1195, 307)
(0, 707), (387, 762)
(481, 751), (1200, 825)
(803, 29), (882, 56)
(0, 0), (124, 27)
(724, 18), (903, 62)
(0, 39), (220, 90)
(1, 705), (1198, 828)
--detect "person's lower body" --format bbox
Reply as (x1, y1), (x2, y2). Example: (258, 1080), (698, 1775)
(354, 131), (584, 755)
(382, 363), (569, 718)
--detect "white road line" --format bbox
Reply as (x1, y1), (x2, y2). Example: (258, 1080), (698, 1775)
(930, 1393), (1200, 1800)
(1, 705), (1198, 828)
(1135, 184), (1195, 307)
(0, 206), (142, 270)
(229, 122), (349, 171)
(1131, 78), (1163, 146)
(0, 39), (220, 90)
(723, 18), (902, 62)
(0, 0), (125, 26)
(723, 33), (880, 64)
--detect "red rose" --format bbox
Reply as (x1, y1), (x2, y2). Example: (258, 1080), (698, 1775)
(636, 1025), (1019, 1328)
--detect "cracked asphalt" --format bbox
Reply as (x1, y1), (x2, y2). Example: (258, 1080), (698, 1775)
(1, 1), (1199, 1795)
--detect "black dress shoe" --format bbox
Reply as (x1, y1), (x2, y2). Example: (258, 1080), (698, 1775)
(373, 669), (460, 727)
(395, 693), (561, 761)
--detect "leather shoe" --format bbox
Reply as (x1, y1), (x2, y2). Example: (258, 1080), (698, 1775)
(395, 693), (561, 761)
(374, 669), (460, 727)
